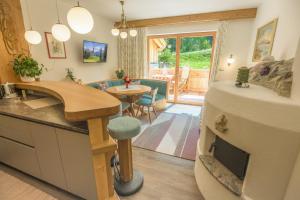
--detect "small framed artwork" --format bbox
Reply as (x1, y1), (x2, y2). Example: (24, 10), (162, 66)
(45, 32), (66, 59)
(252, 19), (278, 62)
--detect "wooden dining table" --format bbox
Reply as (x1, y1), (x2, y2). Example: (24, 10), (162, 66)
(106, 84), (152, 116)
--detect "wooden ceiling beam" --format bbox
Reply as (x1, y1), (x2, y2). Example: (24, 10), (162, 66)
(114, 8), (257, 28)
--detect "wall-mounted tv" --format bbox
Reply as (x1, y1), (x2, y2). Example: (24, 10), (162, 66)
(83, 40), (108, 63)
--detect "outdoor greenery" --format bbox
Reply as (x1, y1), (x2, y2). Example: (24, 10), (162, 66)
(12, 54), (46, 78)
(158, 36), (213, 69)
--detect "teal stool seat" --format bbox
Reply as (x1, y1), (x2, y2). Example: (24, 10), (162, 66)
(108, 116), (141, 140)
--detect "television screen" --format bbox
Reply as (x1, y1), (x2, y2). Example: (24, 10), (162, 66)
(83, 40), (108, 63)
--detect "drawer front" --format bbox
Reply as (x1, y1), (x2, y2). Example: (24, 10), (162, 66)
(0, 137), (41, 178)
(0, 115), (34, 146)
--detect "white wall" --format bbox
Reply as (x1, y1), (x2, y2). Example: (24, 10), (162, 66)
(248, 0), (300, 65)
(146, 19), (254, 81)
(291, 40), (300, 101)
(20, 0), (118, 83)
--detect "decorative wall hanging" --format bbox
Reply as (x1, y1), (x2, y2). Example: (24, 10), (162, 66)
(45, 32), (66, 59)
(215, 114), (228, 133)
(0, 0), (29, 83)
(252, 19), (278, 62)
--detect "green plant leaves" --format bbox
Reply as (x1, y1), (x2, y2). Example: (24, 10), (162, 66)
(12, 54), (45, 78)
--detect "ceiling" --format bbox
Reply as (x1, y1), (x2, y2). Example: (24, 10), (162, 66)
(62, 0), (262, 21)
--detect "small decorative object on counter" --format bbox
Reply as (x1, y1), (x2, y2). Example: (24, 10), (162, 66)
(115, 68), (125, 79)
(124, 76), (131, 88)
(235, 66), (250, 88)
(12, 54), (46, 82)
(0, 83), (17, 99)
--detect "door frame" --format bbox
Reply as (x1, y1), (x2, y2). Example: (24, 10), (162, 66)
(147, 31), (216, 105)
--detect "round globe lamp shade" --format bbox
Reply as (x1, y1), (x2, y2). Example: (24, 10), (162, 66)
(67, 6), (94, 34)
(24, 30), (42, 44)
(111, 28), (120, 36)
(120, 31), (128, 39)
(52, 23), (71, 42)
(129, 29), (137, 37)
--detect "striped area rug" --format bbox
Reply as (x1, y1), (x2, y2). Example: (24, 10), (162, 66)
(133, 105), (201, 161)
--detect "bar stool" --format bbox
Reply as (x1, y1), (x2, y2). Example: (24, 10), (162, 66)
(107, 116), (143, 196)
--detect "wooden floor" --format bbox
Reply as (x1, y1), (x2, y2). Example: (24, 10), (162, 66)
(0, 147), (204, 200)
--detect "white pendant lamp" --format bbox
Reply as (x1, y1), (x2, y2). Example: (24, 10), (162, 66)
(111, 0), (137, 38)
(24, 0), (42, 44)
(51, 0), (71, 42)
(67, 1), (94, 34)
(24, 30), (42, 45)
(52, 24), (71, 42)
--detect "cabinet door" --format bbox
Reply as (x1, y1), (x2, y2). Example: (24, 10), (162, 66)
(31, 124), (67, 190)
(56, 129), (97, 200)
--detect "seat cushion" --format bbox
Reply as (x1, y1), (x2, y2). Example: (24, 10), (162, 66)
(86, 82), (101, 89)
(108, 116), (141, 140)
(136, 97), (152, 106)
(139, 79), (167, 97)
(142, 93), (165, 101)
(106, 80), (124, 87)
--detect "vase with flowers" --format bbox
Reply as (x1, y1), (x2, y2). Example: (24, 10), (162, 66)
(124, 76), (131, 88)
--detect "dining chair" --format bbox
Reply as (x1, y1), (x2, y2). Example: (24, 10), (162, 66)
(135, 88), (158, 123)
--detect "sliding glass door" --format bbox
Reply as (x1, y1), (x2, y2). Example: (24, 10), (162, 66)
(148, 32), (215, 105)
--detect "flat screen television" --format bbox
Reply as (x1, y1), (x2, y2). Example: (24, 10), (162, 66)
(83, 40), (108, 63)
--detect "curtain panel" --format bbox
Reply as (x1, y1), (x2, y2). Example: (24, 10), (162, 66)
(118, 28), (147, 79)
(210, 21), (229, 82)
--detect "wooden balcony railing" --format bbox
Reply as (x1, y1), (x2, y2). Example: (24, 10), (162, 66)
(149, 68), (210, 93)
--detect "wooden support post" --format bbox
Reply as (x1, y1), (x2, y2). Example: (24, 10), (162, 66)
(88, 118), (119, 200)
(118, 139), (133, 182)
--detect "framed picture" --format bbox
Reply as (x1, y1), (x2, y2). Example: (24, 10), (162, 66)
(252, 19), (278, 62)
(45, 32), (66, 59)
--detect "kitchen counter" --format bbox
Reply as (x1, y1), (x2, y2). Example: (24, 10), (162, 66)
(0, 96), (88, 134)
(1, 81), (121, 200)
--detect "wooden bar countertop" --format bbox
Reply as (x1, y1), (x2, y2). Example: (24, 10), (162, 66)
(16, 81), (121, 121)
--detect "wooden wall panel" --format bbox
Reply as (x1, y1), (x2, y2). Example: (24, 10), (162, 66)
(0, 0), (29, 83)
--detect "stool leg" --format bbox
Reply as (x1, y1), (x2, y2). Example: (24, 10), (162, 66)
(115, 139), (144, 196)
(118, 139), (133, 182)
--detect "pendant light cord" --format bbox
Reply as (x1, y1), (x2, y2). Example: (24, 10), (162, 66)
(55, 0), (61, 23)
(25, 0), (33, 30)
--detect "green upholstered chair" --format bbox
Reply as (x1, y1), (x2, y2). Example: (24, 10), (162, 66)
(107, 116), (143, 196)
(135, 88), (158, 123)
(139, 79), (167, 102)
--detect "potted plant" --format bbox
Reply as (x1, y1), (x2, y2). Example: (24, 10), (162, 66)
(12, 54), (46, 82)
(115, 68), (125, 79)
